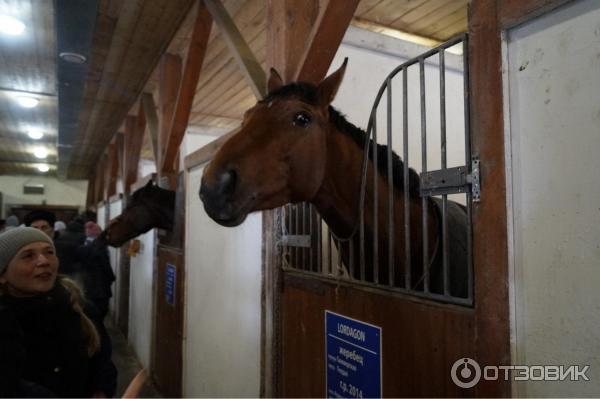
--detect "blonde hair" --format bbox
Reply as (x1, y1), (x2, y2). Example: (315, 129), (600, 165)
(59, 277), (101, 356)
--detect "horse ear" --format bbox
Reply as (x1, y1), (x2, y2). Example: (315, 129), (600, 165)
(317, 58), (348, 106)
(267, 68), (284, 94)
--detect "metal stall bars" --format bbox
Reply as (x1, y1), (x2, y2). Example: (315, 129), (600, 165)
(280, 34), (476, 306)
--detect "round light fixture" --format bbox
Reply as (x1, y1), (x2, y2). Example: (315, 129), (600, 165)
(17, 96), (39, 108)
(59, 52), (87, 64)
(28, 131), (44, 140)
(33, 147), (48, 159)
(0, 15), (25, 36)
(37, 164), (49, 173)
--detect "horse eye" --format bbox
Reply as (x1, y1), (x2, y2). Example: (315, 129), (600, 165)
(293, 112), (312, 128)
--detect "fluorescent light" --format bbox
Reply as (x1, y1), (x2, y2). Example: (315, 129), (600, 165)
(28, 131), (43, 140)
(17, 96), (39, 108)
(37, 164), (49, 172)
(0, 15), (25, 36)
(33, 148), (48, 159)
(59, 52), (87, 64)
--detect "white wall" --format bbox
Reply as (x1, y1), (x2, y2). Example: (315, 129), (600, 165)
(331, 28), (467, 175)
(0, 175), (87, 217)
(506, 0), (600, 396)
(107, 199), (122, 323)
(128, 229), (156, 369)
(183, 165), (262, 397)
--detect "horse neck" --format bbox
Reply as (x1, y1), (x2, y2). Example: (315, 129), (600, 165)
(311, 124), (401, 238)
(311, 124), (439, 274)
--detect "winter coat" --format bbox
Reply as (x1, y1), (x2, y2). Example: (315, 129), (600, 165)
(0, 280), (117, 397)
(54, 223), (86, 275)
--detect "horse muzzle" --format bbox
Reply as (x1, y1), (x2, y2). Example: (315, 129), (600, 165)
(199, 174), (248, 227)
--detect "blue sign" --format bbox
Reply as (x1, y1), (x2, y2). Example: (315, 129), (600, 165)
(326, 311), (382, 398)
(165, 263), (176, 306)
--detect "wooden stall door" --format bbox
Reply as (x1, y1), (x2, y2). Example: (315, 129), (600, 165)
(152, 246), (184, 398)
(151, 173), (186, 397)
(280, 275), (476, 397)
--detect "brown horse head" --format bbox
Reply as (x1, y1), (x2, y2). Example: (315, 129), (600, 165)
(200, 60), (348, 226)
(104, 180), (175, 247)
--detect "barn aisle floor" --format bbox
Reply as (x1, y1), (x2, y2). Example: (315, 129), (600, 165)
(106, 319), (162, 398)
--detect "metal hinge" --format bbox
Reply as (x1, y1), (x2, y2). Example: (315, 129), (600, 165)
(467, 157), (481, 202)
(420, 156), (481, 201)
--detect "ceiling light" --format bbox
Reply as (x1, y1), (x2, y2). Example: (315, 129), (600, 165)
(59, 52), (87, 64)
(33, 148), (48, 159)
(28, 131), (43, 140)
(0, 15), (25, 36)
(16, 96), (39, 108)
(37, 164), (49, 173)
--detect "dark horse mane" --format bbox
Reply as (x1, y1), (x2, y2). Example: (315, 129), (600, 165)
(263, 82), (421, 197)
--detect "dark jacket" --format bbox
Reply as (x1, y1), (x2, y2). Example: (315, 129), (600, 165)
(54, 222), (86, 276)
(0, 280), (117, 398)
(55, 222), (115, 309)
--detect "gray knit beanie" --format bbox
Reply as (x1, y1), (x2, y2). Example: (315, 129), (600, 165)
(0, 227), (55, 275)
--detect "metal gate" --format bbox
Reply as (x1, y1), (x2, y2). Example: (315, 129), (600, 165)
(279, 34), (475, 306)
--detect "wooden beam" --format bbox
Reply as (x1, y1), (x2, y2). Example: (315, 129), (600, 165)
(267, 0), (319, 83)
(159, 54), (182, 171)
(203, 0), (266, 98)
(115, 132), (125, 184)
(106, 140), (119, 197)
(94, 155), (106, 205)
(142, 93), (160, 163)
(162, 2), (213, 174)
(123, 111), (146, 193)
(264, 1), (353, 395)
(295, 0), (360, 83)
(86, 173), (96, 209)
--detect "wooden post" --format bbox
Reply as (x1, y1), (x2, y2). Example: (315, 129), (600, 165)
(106, 140), (119, 198)
(142, 93), (160, 164)
(162, 2), (213, 174)
(262, 1), (357, 396)
(86, 173), (96, 209)
(159, 54), (182, 173)
(123, 111), (146, 194)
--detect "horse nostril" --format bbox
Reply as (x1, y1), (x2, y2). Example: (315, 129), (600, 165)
(218, 168), (238, 197)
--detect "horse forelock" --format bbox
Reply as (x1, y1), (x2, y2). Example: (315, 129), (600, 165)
(261, 81), (421, 197)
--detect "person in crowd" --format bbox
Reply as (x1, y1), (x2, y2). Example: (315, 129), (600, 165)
(54, 217), (87, 276)
(54, 220), (67, 235)
(24, 210), (115, 320)
(0, 227), (117, 397)
(23, 210), (56, 238)
(0, 219), (5, 233)
(4, 215), (19, 231)
(79, 221), (115, 320)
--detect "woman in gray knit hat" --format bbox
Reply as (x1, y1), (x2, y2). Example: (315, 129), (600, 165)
(0, 227), (117, 397)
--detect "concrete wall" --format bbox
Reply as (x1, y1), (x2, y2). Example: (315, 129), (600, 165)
(128, 229), (156, 369)
(0, 175), (87, 217)
(505, 0), (600, 396)
(183, 165), (262, 397)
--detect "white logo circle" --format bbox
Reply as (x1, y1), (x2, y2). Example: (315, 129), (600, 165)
(451, 358), (481, 388)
